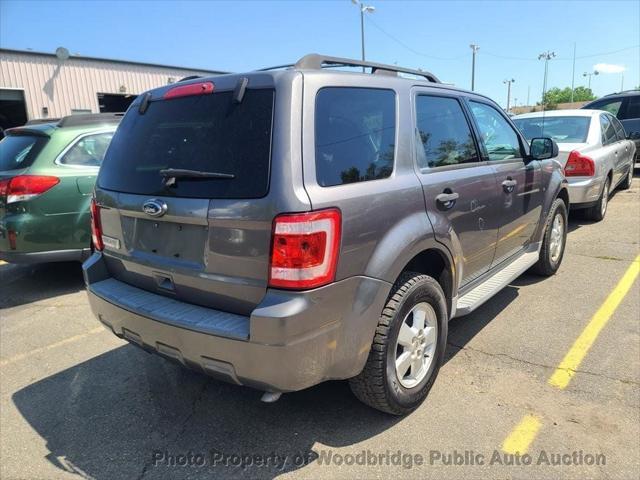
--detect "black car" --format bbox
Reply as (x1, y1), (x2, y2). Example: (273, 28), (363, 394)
(583, 90), (640, 161)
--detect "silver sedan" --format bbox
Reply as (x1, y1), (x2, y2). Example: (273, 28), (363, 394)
(514, 109), (636, 221)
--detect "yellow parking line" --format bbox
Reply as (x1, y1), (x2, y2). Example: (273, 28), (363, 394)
(502, 255), (639, 454)
(502, 414), (541, 454)
(548, 254), (640, 389)
(0, 327), (104, 368)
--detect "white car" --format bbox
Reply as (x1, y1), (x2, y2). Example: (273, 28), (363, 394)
(514, 109), (636, 221)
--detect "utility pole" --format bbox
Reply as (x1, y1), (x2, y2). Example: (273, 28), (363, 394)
(352, 0), (375, 72)
(470, 44), (480, 91)
(583, 70), (599, 89)
(538, 51), (556, 111)
(527, 85), (530, 107)
(503, 78), (515, 112)
(621, 72), (624, 91)
(570, 43), (576, 102)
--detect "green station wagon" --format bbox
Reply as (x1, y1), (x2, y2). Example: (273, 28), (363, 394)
(0, 113), (120, 263)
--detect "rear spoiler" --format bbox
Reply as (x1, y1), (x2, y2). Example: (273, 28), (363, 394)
(5, 127), (51, 137)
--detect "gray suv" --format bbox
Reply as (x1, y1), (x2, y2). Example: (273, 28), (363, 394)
(84, 54), (569, 415)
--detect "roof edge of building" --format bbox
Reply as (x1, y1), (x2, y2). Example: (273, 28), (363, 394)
(0, 48), (229, 75)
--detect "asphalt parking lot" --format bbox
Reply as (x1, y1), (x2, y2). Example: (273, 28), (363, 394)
(1, 175), (638, 480)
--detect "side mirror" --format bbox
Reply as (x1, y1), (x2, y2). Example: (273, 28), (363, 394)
(627, 131), (640, 140)
(529, 137), (559, 160)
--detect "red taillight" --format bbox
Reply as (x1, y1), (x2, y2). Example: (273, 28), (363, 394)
(269, 208), (341, 290)
(163, 81), (214, 100)
(1, 175), (59, 203)
(90, 197), (104, 251)
(564, 151), (595, 177)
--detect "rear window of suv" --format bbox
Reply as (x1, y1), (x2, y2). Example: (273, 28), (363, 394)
(98, 88), (274, 198)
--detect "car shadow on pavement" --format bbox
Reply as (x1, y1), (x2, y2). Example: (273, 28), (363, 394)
(12, 343), (402, 480)
(0, 262), (85, 309)
(11, 281), (529, 480)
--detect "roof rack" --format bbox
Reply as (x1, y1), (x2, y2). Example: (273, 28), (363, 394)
(259, 53), (440, 83)
(57, 112), (124, 128)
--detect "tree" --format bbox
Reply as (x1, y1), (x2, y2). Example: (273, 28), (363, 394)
(541, 86), (596, 106)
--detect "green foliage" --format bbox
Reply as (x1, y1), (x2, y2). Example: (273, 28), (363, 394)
(541, 86), (597, 106)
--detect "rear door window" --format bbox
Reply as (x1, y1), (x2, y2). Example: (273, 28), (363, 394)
(98, 88), (274, 198)
(315, 88), (395, 187)
(590, 99), (623, 117)
(0, 134), (48, 171)
(610, 116), (627, 141)
(600, 114), (617, 145)
(59, 132), (114, 167)
(414, 95), (479, 168)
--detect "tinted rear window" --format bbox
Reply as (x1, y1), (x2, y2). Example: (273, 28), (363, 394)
(0, 134), (48, 171)
(514, 116), (591, 143)
(98, 89), (274, 198)
(315, 88), (396, 187)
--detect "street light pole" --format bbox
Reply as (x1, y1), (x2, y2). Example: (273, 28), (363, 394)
(470, 44), (480, 91)
(503, 78), (515, 112)
(538, 51), (556, 111)
(583, 70), (599, 89)
(352, 0), (375, 72)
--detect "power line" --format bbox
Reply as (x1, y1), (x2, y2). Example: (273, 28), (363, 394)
(364, 16), (467, 61)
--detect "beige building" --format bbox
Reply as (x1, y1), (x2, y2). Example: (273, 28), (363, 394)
(0, 48), (226, 130)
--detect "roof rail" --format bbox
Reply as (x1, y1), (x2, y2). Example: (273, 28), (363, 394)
(258, 53), (440, 83)
(295, 54), (440, 83)
(57, 112), (124, 128)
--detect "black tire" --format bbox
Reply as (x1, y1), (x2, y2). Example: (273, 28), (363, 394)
(620, 165), (633, 190)
(532, 198), (568, 276)
(349, 272), (448, 415)
(586, 177), (610, 221)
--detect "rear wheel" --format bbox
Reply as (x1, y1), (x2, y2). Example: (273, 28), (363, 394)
(532, 198), (567, 276)
(620, 165), (633, 190)
(586, 177), (610, 221)
(349, 272), (448, 415)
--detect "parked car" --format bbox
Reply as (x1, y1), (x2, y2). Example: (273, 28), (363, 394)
(0, 113), (121, 263)
(84, 54), (568, 415)
(514, 109), (635, 221)
(582, 90), (640, 162)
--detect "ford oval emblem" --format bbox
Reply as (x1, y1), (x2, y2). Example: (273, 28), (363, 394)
(142, 199), (167, 217)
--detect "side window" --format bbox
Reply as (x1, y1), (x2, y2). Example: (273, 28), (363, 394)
(414, 95), (479, 168)
(621, 96), (640, 120)
(591, 99), (623, 117)
(60, 132), (114, 166)
(469, 101), (523, 161)
(611, 116), (627, 141)
(315, 88), (395, 187)
(600, 115), (617, 145)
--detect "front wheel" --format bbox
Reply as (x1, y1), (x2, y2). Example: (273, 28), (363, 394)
(532, 198), (568, 276)
(620, 165), (633, 190)
(349, 272), (448, 415)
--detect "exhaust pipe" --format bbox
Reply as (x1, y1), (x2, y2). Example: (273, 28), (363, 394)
(260, 391), (282, 403)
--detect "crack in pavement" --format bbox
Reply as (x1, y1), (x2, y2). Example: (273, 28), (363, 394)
(447, 341), (640, 387)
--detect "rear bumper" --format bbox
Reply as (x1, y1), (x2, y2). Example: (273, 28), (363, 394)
(84, 252), (391, 392)
(0, 248), (91, 264)
(567, 176), (604, 208)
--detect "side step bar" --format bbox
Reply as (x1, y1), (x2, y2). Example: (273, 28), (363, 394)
(454, 250), (539, 317)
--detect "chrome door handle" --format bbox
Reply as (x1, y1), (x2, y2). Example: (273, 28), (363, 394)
(502, 179), (517, 193)
(435, 192), (459, 209)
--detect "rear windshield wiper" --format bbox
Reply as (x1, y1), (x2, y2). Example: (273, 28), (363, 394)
(159, 168), (235, 187)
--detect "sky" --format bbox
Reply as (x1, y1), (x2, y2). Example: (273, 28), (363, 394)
(1, 0), (639, 107)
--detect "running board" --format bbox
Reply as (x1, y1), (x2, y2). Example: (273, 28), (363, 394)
(454, 251), (539, 317)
